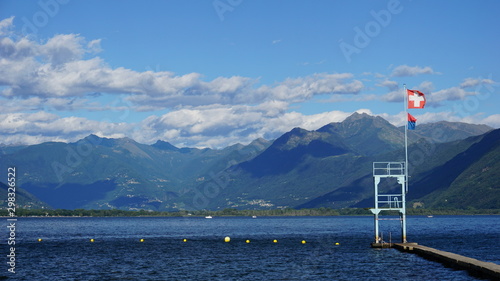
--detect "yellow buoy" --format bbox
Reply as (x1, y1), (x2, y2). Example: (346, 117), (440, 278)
(301, 240), (306, 244)
(183, 239), (187, 242)
(224, 236), (231, 242)
(140, 239), (144, 242)
(90, 239), (95, 243)
(273, 239), (278, 243)
(38, 238), (42, 242)
(335, 242), (340, 245)
(245, 240), (250, 243)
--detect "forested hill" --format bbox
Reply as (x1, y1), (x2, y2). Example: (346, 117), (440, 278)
(0, 113), (495, 211)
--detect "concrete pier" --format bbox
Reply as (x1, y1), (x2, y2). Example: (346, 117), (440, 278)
(393, 243), (500, 280)
(370, 242), (394, 248)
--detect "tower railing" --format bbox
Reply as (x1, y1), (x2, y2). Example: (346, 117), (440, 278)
(373, 162), (405, 176)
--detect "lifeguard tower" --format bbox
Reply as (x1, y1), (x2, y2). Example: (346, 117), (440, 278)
(370, 162), (407, 246)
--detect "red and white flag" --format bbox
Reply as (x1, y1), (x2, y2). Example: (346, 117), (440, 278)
(407, 89), (426, 109)
(408, 113), (417, 130)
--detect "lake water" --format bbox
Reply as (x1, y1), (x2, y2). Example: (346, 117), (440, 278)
(3, 215), (499, 280)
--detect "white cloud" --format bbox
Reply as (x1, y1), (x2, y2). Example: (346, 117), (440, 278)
(382, 81), (451, 105)
(460, 77), (495, 89)
(324, 93), (377, 103)
(362, 72), (386, 78)
(127, 72), (362, 111)
(376, 80), (399, 91)
(0, 26), (363, 110)
(0, 16), (14, 36)
(430, 87), (476, 103)
(0, 96), (112, 113)
(40, 34), (87, 65)
(138, 103), (277, 145)
(300, 110), (362, 130)
(87, 39), (102, 54)
(262, 73), (363, 102)
(391, 65), (437, 77)
(415, 81), (434, 93)
(0, 107), (497, 148)
(481, 114), (500, 128)
(0, 97), (43, 113)
(382, 81), (434, 103)
(381, 90), (402, 102)
(380, 81), (433, 103)
(133, 105), (370, 148)
(0, 111), (132, 145)
(1, 19), (497, 148)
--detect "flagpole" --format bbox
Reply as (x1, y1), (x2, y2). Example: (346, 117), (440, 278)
(404, 84), (408, 193)
(402, 83), (409, 243)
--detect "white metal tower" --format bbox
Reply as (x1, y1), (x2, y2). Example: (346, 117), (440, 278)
(370, 162), (407, 245)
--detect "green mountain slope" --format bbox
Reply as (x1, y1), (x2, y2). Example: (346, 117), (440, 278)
(0, 113), (494, 211)
(0, 181), (50, 209)
(298, 128), (499, 209)
(414, 121), (493, 143)
(317, 112), (405, 156)
(410, 128), (500, 209)
(0, 135), (269, 210)
(198, 114), (494, 210)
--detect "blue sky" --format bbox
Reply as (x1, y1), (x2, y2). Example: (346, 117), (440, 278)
(0, 0), (499, 147)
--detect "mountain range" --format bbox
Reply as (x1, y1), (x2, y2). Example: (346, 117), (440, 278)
(0, 113), (497, 211)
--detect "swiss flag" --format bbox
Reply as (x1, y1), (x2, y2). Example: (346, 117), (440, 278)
(407, 89), (426, 108)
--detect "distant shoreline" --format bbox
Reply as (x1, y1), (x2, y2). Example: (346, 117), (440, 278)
(1, 208), (499, 217)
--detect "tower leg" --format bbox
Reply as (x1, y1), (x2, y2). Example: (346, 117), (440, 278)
(400, 211), (407, 243)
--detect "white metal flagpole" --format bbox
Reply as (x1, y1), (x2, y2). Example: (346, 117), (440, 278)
(404, 84), (408, 193)
(402, 83), (408, 243)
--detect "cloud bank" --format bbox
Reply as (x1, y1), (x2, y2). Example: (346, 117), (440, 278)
(0, 17), (498, 148)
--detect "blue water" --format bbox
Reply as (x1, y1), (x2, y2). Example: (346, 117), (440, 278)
(3, 215), (499, 280)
